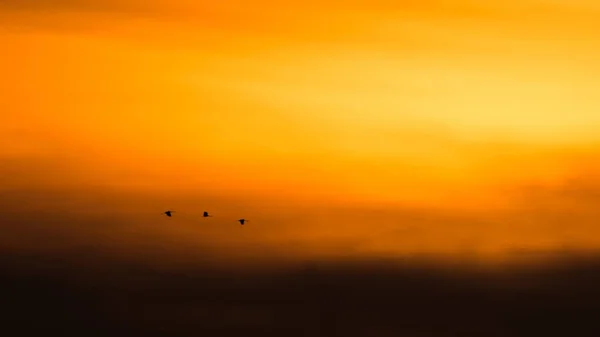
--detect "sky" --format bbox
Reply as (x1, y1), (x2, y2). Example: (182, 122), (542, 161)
(3, 0), (600, 267)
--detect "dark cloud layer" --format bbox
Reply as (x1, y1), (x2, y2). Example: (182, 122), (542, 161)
(3, 250), (600, 337)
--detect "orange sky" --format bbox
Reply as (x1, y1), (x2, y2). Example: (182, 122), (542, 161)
(2, 0), (600, 265)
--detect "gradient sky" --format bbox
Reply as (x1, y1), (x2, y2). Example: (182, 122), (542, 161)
(3, 0), (600, 266)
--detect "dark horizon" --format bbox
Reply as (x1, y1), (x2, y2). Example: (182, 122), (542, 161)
(4, 247), (600, 337)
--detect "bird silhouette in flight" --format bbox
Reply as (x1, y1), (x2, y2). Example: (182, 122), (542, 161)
(164, 210), (174, 217)
(203, 211), (212, 218)
(238, 219), (248, 225)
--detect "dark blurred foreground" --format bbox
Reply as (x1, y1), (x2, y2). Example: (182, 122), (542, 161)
(3, 251), (600, 337)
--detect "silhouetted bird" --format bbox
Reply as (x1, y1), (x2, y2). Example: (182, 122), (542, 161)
(238, 219), (248, 225)
(203, 211), (212, 217)
(164, 210), (174, 217)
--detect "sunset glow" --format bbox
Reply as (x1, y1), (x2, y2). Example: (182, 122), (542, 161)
(3, 0), (600, 264)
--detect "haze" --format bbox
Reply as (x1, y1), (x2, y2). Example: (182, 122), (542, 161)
(3, 0), (600, 267)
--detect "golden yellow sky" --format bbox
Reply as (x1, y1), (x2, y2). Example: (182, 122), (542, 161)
(3, 0), (600, 265)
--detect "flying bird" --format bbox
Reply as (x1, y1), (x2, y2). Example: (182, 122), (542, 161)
(238, 219), (248, 225)
(164, 210), (174, 217)
(203, 211), (212, 217)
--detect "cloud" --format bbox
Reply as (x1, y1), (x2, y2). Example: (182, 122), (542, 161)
(4, 245), (600, 336)
(4, 146), (600, 264)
